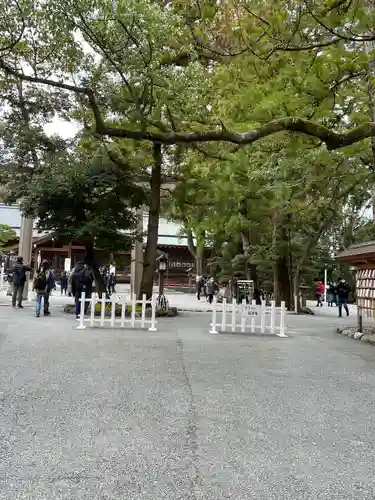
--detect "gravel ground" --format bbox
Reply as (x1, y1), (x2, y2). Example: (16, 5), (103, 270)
(1, 306), (375, 499)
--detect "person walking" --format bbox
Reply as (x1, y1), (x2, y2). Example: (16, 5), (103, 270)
(11, 256), (32, 308)
(205, 277), (218, 304)
(196, 275), (205, 301)
(33, 260), (54, 317)
(109, 272), (116, 294)
(60, 271), (68, 295)
(337, 278), (351, 317)
(327, 282), (337, 307)
(71, 262), (94, 320)
(314, 278), (325, 307)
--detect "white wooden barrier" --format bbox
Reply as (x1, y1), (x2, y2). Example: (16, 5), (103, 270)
(209, 298), (287, 337)
(76, 292), (157, 331)
(0, 265), (5, 290)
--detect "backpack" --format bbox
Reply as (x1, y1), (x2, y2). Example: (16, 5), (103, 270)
(77, 267), (92, 287)
(34, 271), (48, 290)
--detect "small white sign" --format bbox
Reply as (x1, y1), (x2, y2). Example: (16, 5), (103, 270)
(64, 258), (71, 273)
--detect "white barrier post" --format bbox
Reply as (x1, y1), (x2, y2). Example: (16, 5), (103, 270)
(251, 299), (256, 333)
(100, 295), (106, 327)
(120, 295), (125, 327)
(294, 294), (298, 313)
(131, 294), (136, 328)
(0, 265), (4, 289)
(141, 294), (146, 328)
(111, 294), (116, 328)
(149, 294), (157, 332)
(231, 298), (236, 332)
(277, 301), (288, 338)
(260, 299), (266, 333)
(240, 299), (246, 332)
(221, 298), (227, 332)
(76, 291), (86, 330)
(270, 300), (276, 334)
(209, 297), (219, 334)
(90, 294), (96, 327)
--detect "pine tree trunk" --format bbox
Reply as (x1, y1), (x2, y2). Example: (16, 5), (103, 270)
(365, 33), (375, 219)
(187, 229), (205, 277)
(196, 245), (204, 275)
(240, 231), (251, 280)
(139, 143), (162, 299)
(294, 271), (301, 314)
(277, 257), (291, 310)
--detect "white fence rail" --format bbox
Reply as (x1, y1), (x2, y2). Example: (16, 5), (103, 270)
(209, 298), (287, 337)
(76, 292), (157, 332)
(0, 265), (5, 290)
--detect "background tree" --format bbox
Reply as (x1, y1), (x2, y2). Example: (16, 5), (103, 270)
(5, 141), (145, 293)
(0, 224), (16, 251)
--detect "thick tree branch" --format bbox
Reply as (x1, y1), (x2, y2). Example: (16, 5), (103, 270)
(2, 58), (375, 150)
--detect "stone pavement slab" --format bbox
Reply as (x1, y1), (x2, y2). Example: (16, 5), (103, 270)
(1, 308), (375, 498)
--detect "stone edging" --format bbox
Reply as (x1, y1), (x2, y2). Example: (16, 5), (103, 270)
(337, 327), (375, 344)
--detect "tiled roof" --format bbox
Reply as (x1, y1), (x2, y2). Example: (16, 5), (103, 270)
(335, 241), (375, 260)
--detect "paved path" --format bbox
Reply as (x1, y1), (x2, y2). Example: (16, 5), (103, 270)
(1, 306), (375, 499)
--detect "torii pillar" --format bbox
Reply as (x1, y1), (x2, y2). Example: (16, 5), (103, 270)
(131, 210), (143, 296)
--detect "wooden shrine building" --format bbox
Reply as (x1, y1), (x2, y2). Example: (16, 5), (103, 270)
(335, 241), (375, 332)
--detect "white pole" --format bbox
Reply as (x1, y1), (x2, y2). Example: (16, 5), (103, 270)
(251, 299), (256, 333)
(240, 299), (246, 332)
(231, 298), (236, 332)
(294, 293), (298, 313)
(90, 293), (96, 327)
(209, 297), (219, 334)
(270, 300), (276, 334)
(19, 216), (33, 299)
(100, 295), (106, 327)
(120, 294), (126, 327)
(277, 301), (288, 338)
(111, 294), (116, 327)
(131, 293), (136, 327)
(76, 291), (86, 330)
(149, 294), (157, 331)
(260, 299), (266, 333)
(141, 293), (146, 328)
(221, 298), (227, 332)
(0, 264), (4, 289)
(324, 268), (327, 303)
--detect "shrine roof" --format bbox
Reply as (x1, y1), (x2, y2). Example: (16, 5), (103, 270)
(335, 241), (375, 262)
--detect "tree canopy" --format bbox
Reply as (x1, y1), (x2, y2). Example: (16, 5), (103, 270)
(0, 224), (16, 251)
(1, 0), (375, 150)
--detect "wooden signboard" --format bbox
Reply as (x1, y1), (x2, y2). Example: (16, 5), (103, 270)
(356, 268), (375, 317)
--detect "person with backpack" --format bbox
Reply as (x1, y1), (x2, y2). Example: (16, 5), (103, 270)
(12, 256), (32, 308)
(33, 260), (54, 317)
(71, 261), (94, 320)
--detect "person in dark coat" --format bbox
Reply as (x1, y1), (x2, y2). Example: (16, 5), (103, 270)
(109, 272), (116, 294)
(327, 282), (337, 307)
(71, 262), (94, 319)
(60, 271), (68, 295)
(196, 276), (205, 301)
(337, 279), (351, 317)
(12, 256), (32, 308)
